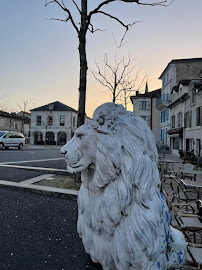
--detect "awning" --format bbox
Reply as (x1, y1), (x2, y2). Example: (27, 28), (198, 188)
(167, 127), (183, 135)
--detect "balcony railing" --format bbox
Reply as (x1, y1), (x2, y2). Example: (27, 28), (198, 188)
(155, 94), (171, 110)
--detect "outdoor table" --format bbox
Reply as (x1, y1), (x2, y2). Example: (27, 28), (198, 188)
(180, 169), (202, 181)
(180, 179), (202, 199)
(159, 160), (179, 171)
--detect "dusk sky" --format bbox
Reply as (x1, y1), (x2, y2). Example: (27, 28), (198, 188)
(0, 0), (202, 117)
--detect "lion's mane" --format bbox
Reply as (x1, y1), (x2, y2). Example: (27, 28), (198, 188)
(73, 103), (186, 270)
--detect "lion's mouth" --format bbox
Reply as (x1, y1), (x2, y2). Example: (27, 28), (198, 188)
(65, 158), (92, 174)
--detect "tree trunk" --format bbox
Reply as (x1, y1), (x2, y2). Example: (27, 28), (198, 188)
(77, 0), (88, 128)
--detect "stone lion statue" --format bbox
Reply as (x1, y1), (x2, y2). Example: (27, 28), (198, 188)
(61, 103), (186, 270)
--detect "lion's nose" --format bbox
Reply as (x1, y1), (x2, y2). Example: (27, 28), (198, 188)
(60, 147), (67, 156)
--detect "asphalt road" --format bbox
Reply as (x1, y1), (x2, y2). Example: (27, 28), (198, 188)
(0, 188), (102, 270)
(0, 148), (103, 270)
(0, 148), (67, 181)
(0, 148), (62, 164)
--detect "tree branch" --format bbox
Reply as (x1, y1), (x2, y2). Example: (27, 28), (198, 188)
(45, 0), (79, 34)
(71, 0), (81, 13)
(88, 23), (107, 33)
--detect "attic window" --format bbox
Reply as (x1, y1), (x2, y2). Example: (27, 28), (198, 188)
(49, 104), (54, 110)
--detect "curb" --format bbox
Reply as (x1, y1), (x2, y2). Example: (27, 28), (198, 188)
(0, 180), (78, 199)
(0, 164), (72, 175)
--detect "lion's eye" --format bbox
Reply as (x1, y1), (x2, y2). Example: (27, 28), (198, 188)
(77, 133), (84, 140)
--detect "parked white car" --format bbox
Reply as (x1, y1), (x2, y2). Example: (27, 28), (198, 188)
(0, 131), (25, 150)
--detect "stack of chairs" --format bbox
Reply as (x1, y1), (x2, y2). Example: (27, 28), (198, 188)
(162, 175), (202, 269)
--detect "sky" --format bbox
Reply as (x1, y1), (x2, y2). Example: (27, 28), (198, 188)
(0, 0), (202, 117)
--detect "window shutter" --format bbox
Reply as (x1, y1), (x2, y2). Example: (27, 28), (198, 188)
(139, 101), (142, 110)
(167, 109), (169, 121)
(184, 113), (187, 128)
(146, 101), (150, 111)
(189, 111), (192, 128)
(196, 107), (199, 126)
(200, 107), (202, 126)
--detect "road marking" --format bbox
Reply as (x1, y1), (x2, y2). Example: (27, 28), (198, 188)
(20, 174), (55, 185)
(0, 157), (64, 165)
(0, 164), (68, 173)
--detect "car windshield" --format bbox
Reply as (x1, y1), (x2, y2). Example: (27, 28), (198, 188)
(0, 132), (6, 137)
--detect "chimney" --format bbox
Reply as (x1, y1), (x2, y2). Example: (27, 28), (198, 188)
(136, 91), (139, 96)
(145, 80), (148, 94)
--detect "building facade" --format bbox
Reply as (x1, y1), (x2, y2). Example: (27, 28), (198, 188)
(167, 79), (202, 156)
(130, 86), (161, 143)
(30, 101), (90, 145)
(0, 111), (30, 143)
(156, 58), (202, 148)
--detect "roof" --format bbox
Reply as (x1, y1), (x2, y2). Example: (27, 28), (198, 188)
(168, 93), (189, 109)
(167, 127), (183, 135)
(130, 88), (161, 103)
(159, 58), (202, 79)
(0, 111), (30, 124)
(171, 80), (191, 94)
(30, 101), (77, 112)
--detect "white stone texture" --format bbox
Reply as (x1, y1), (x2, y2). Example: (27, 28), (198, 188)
(61, 103), (187, 270)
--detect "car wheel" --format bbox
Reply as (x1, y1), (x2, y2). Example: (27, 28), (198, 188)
(5, 147), (9, 150)
(0, 143), (4, 149)
(18, 143), (23, 150)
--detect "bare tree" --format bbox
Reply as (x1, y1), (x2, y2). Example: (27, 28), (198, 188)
(92, 53), (145, 106)
(45, 0), (173, 126)
(119, 73), (145, 109)
(17, 99), (31, 134)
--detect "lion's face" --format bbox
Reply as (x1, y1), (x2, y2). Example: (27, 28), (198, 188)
(60, 123), (98, 174)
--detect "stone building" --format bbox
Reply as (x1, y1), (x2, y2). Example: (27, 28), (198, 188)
(156, 58), (202, 148)
(0, 110), (30, 143)
(130, 83), (161, 143)
(167, 79), (202, 156)
(30, 101), (90, 145)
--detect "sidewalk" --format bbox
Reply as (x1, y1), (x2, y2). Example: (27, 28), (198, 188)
(24, 144), (62, 150)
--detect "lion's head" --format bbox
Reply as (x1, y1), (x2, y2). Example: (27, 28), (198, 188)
(61, 102), (159, 207)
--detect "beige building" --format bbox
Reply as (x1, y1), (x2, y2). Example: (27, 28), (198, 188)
(130, 83), (161, 143)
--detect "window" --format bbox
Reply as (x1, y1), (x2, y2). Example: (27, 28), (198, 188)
(196, 106), (202, 126)
(184, 111), (192, 128)
(73, 116), (76, 127)
(0, 119), (5, 126)
(166, 109), (169, 121)
(146, 101), (150, 111)
(48, 115), (53, 126)
(37, 116), (41, 126)
(13, 123), (19, 129)
(139, 101), (147, 110)
(177, 112), (183, 127)
(191, 89), (195, 104)
(173, 137), (179, 150)
(161, 129), (165, 141)
(60, 116), (65, 126)
(162, 76), (166, 87)
(171, 115), (175, 128)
